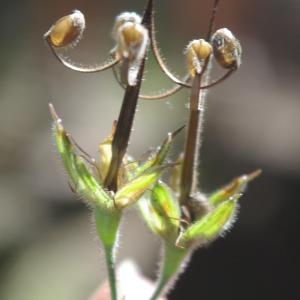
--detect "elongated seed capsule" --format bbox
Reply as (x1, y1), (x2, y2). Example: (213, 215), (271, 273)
(44, 10), (85, 48)
(211, 28), (242, 69)
(185, 39), (212, 77)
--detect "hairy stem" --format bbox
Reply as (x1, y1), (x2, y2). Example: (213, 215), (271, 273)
(178, 0), (221, 205)
(179, 72), (206, 206)
(149, 243), (188, 300)
(94, 207), (121, 300)
(104, 245), (118, 300)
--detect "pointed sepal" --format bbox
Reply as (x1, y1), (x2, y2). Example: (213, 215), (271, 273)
(98, 122), (116, 183)
(176, 195), (240, 249)
(114, 166), (163, 209)
(168, 153), (183, 194)
(134, 126), (184, 178)
(208, 169), (261, 206)
(139, 181), (180, 241)
(50, 103), (114, 210)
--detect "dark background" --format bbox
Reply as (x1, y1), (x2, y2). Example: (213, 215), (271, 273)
(0, 0), (299, 299)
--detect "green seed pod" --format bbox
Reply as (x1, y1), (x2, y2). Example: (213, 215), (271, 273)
(212, 28), (242, 69)
(44, 10), (85, 48)
(186, 39), (212, 77)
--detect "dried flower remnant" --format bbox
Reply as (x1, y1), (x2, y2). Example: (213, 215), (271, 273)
(186, 39), (213, 77)
(113, 12), (149, 85)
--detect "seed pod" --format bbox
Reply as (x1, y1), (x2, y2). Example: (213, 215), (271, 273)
(44, 10), (85, 48)
(212, 28), (242, 69)
(186, 39), (212, 77)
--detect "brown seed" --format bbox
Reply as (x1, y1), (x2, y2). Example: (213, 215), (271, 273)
(212, 28), (242, 69)
(44, 10), (85, 48)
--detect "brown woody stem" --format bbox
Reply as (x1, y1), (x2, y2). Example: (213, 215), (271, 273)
(179, 72), (205, 206)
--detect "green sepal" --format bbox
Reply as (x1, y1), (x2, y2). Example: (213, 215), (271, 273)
(208, 169), (261, 206)
(50, 104), (114, 210)
(168, 153), (183, 194)
(98, 124), (115, 184)
(114, 167), (162, 209)
(139, 181), (180, 241)
(95, 206), (121, 248)
(176, 195), (240, 249)
(134, 126), (184, 178)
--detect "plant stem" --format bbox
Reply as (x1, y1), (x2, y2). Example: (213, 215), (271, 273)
(104, 244), (118, 300)
(179, 72), (205, 206)
(149, 243), (188, 300)
(94, 207), (121, 300)
(178, 0), (219, 214)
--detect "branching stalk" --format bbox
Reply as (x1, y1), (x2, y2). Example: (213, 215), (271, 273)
(179, 0), (220, 208)
(179, 71), (207, 206)
(206, 0), (221, 41)
(150, 243), (188, 300)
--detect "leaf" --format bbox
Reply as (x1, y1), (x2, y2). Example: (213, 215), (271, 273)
(134, 126), (184, 178)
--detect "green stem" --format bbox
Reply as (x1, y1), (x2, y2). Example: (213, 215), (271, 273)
(104, 244), (118, 300)
(150, 243), (188, 300)
(94, 207), (121, 300)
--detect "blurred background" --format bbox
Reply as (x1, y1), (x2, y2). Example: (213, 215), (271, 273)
(0, 0), (299, 299)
